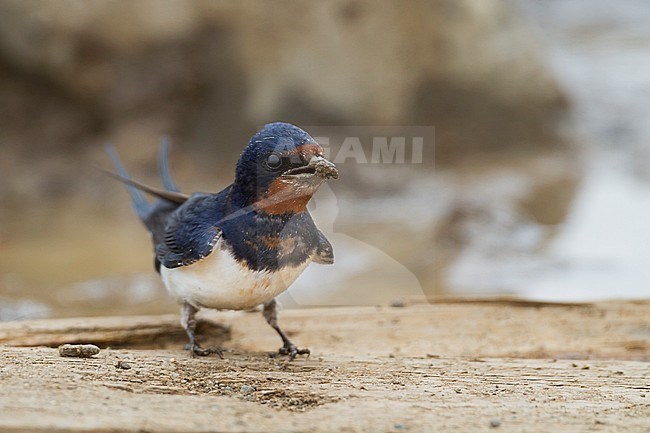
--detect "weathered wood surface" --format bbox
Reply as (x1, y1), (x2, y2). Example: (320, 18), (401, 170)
(0, 314), (229, 349)
(0, 301), (648, 432)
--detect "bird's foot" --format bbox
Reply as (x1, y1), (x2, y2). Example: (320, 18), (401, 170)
(185, 343), (224, 358)
(270, 343), (310, 361)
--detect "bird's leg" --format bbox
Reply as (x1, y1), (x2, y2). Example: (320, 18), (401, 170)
(180, 303), (223, 358)
(263, 299), (310, 360)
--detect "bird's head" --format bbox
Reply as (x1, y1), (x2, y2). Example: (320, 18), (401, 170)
(233, 122), (338, 214)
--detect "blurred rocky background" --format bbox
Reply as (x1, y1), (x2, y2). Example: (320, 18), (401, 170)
(0, 0), (647, 320)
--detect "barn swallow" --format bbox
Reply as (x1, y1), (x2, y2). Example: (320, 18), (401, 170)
(105, 123), (338, 359)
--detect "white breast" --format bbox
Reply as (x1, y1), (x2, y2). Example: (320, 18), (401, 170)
(160, 243), (310, 310)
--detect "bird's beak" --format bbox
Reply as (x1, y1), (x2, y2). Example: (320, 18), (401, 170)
(308, 155), (339, 180)
(282, 155), (339, 180)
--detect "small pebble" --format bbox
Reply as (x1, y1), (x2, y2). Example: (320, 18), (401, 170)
(394, 423), (407, 430)
(240, 385), (255, 394)
(58, 344), (100, 358)
(390, 300), (406, 308)
(115, 360), (132, 370)
(490, 419), (501, 428)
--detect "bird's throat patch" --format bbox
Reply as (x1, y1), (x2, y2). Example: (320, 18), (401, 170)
(254, 177), (315, 215)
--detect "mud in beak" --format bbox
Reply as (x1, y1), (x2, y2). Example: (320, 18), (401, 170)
(282, 155), (339, 180)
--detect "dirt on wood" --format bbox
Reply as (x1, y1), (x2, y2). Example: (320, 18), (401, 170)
(0, 300), (649, 432)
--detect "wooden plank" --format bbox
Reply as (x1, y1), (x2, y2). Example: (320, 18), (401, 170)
(0, 314), (229, 349)
(0, 301), (648, 432)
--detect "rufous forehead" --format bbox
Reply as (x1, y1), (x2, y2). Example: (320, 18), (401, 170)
(284, 142), (324, 159)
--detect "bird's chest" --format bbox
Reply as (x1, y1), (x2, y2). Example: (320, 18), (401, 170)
(221, 212), (319, 271)
(160, 211), (319, 310)
(160, 244), (310, 310)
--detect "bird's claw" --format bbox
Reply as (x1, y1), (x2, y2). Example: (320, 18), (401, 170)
(270, 344), (310, 361)
(185, 343), (223, 358)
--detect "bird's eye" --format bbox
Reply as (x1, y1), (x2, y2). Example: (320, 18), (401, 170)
(266, 152), (282, 169)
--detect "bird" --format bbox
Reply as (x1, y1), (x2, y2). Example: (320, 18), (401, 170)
(104, 122), (338, 360)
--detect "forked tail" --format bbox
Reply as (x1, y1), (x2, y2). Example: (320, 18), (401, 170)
(103, 139), (189, 222)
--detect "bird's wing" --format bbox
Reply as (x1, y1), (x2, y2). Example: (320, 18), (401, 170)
(155, 194), (224, 269)
(312, 230), (334, 264)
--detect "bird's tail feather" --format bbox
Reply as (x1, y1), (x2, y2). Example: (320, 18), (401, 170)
(103, 145), (189, 221)
(159, 136), (180, 193)
(104, 144), (152, 220)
